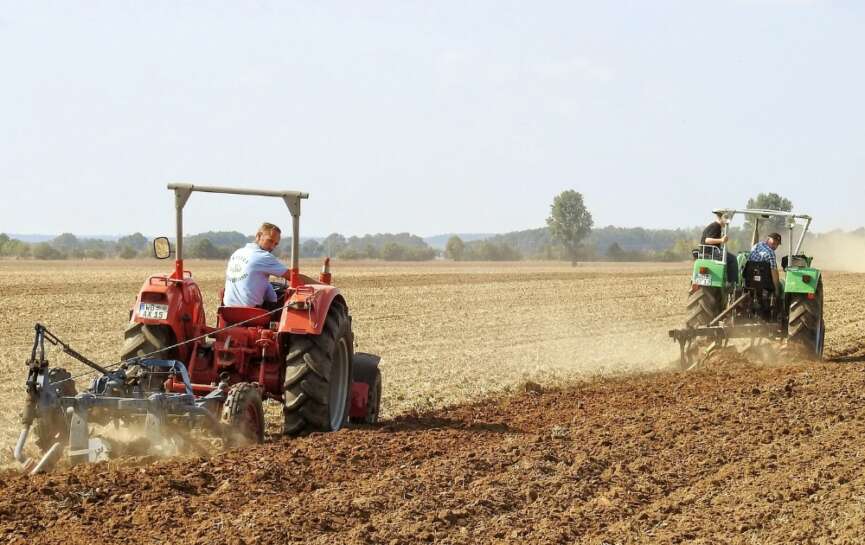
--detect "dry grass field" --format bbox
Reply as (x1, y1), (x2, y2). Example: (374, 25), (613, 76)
(0, 259), (682, 456)
(2, 259), (865, 543)
(1, 258), (863, 461)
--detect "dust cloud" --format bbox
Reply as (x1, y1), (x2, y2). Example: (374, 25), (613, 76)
(808, 232), (865, 273)
(89, 421), (223, 460)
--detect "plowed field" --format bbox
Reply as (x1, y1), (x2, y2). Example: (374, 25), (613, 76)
(1, 260), (863, 543)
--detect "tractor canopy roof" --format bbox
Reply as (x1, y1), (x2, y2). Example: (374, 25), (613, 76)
(712, 208), (812, 222)
(712, 208), (813, 256)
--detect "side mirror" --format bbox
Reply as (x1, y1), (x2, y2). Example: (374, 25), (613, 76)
(781, 255), (788, 271)
(153, 237), (172, 259)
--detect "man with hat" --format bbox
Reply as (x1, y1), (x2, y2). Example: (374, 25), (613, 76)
(748, 232), (783, 293)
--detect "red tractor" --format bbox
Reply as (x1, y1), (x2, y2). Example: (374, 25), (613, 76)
(121, 183), (381, 441)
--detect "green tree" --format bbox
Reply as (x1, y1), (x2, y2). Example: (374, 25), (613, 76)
(541, 243), (559, 260)
(0, 234), (11, 257)
(189, 239), (224, 259)
(746, 192), (793, 212)
(606, 242), (625, 261)
(671, 239), (696, 259)
(32, 243), (64, 260)
(381, 242), (405, 261)
(744, 192), (793, 239)
(337, 247), (364, 260)
(464, 241), (521, 261)
(405, 246), (436, 261)
(322, 233), (347, 257)
(2, 238), (30, 258)
(117, 245), (137, 259)
(546, 190), (594, 265)
(117, 232), (149, 251)
(301, 239), (323, 258)
(52, 233), (79, 251)
(363, 244), (379, 259)
(444, 235), (465, 261)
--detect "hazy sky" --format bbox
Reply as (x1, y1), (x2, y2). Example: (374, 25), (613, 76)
(1, 1), (863, 238)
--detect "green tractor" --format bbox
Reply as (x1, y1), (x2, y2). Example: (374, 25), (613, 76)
(670, 208), (824, 369)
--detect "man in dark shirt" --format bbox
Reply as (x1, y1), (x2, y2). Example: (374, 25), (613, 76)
(700, 211), (738, 285)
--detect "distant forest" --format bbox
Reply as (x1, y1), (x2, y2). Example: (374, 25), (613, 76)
(2, 226), (863, 262)
(0, 231), (438, 261)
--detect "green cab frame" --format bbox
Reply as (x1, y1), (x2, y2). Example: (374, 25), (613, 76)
(690, 208), (819, 295)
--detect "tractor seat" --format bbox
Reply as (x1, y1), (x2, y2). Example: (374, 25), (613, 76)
(217, 306), (272, 328)
(743, 261), (775, 292)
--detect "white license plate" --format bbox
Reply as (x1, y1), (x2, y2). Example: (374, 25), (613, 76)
(139, 303), (169, 320)
(694, 273), (712, 286)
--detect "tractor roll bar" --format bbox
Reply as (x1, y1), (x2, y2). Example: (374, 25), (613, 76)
(712, 208), (814, 266)
(167, 183), (309, 286)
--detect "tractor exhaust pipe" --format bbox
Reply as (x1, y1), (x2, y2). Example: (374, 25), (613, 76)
(319, 257), (332, 284)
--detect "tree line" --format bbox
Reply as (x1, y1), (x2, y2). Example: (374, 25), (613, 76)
(0, 232), (151, 260)
(0, 231), (439, 261)
(3, 192), (861, 262)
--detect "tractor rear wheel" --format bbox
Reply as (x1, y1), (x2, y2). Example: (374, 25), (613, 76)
(33, 368), (77, 453)
(120, 322), (177, 362)
(282, 304), (353, 435)
(787, 279), (824, 359)
(221, 382), (265, 445)
(349, 354), (382, 425)
(686, 286), (722, 329)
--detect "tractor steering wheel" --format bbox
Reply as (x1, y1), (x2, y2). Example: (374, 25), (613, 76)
(270, 278), (288, 305)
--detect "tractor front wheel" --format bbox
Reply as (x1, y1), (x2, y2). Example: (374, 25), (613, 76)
(282, 304), (353, 435)
(221, 382), (265, 446)
(787, 279), (824, 360)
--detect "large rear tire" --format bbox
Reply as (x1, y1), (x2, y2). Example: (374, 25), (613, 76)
(787, 279), (824, 359)
(221, 382), (265, 446)
(33, 368), (77, 453)
(282, 304), (353, 435)
(686, 286), (722, 329)
(121, 322), (177, 362)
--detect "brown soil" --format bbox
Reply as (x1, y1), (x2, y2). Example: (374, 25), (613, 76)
(3, 262), (864, 543)
(5, 354), (865, 544)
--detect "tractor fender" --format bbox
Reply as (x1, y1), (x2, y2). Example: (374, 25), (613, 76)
(129, 275), (207, 360)
(278, 286), (346, 335)
(784, 268), (821, 295)
(691, 258), (726, 288)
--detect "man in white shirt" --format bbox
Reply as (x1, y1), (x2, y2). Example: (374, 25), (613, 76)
(223, 223), (292, 307)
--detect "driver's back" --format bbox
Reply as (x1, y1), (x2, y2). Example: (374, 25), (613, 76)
(224, 242), (288, 307)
